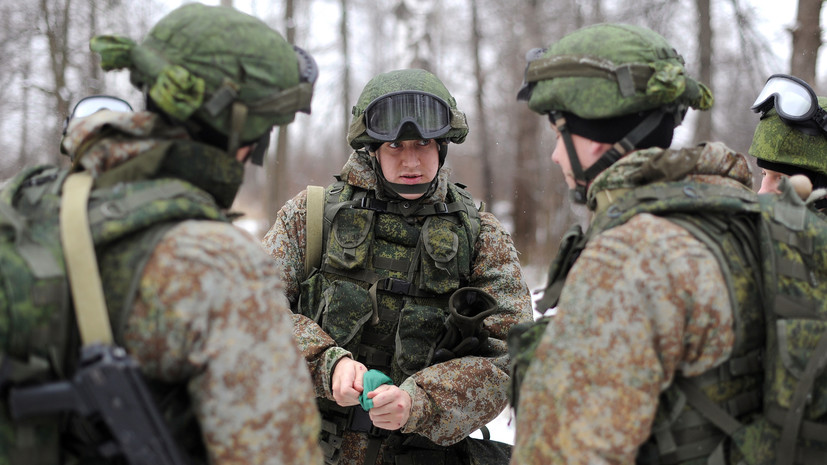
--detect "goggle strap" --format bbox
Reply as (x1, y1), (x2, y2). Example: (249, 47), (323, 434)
(249, 82), (315, 115)
(527, 55), (654, 97)
(812, 107), (827, 132)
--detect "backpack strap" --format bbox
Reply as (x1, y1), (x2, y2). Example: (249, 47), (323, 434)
(59, 171), (114, 346)
(305, 185), (325, 276)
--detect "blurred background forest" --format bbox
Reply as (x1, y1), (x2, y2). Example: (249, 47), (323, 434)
(0, 0), (824, 285)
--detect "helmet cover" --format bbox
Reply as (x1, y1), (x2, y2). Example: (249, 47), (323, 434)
(90, 3), (315, 143)
(348, 69), (468, 149)
(750, 97), (827, 176)
(523, 23), (713, 120)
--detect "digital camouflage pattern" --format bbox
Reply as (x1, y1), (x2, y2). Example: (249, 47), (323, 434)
(347, 69), (469, 149)
(511, 142), (756, 465)
(126, 220), (323, 465)
(90, 3), (306, 140)
(0, 111), (323, 465)
(262, 149), (532, 464)
(524, 23), (713, 119)
(749, 97), (827, 176)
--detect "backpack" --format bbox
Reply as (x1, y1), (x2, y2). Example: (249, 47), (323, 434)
(0, 165), (227, 464)
(507, 176), (827, 465)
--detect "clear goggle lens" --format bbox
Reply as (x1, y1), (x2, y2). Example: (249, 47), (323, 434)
(71, 95), (133, 119)
(751, 74), (817, 120)
(364, 91), (451, 141)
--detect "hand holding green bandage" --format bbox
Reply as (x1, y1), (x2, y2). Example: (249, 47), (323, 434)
(359, 369), (394, 411)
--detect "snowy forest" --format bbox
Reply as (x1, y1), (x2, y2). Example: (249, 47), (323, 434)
(0, 0), (824, 278)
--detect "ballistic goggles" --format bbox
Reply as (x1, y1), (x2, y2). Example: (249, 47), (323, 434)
(751, 74), (827, 134)
(63, 95), (133, 134)
(364, 91), (451, 141)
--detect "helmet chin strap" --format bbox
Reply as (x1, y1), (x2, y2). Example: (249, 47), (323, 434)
(550, 112), (589, 204)
(549, 109), (667, 204)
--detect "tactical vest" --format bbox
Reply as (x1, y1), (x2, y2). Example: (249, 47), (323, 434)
(298, 179), (482, 464)
(0, 140), (236, 464)
(509, 178), (827, 465)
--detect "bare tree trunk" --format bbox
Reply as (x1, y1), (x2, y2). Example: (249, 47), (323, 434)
(790, 0), (823, 85)
(269, 0), (295, 225)
(18, 51), (31, 167)
(340, 0), (352, 165)
(86, 0), (101, 94)
(695, 0), (713, 143)
(40, 0), (73, 163)
(513, 0), (543, 258)
(394, 0), (435, 71)
(469, 0), (494, 208)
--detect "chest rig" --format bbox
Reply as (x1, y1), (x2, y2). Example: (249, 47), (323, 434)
(298, 179), (481, 464)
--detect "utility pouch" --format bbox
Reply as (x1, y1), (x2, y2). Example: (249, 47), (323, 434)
(433, 287), (500, 363)
(419, 216), (461, 294)
(395, 303), (446, 375)
(320, 280), (374, 347)
(327, 207), (374, 271)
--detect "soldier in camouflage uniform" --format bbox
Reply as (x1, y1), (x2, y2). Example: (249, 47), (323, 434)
(262, 68), (532, 465)
(508, 23), (777, 464)
(749, 74), (827, 210)
(3, 4), (323, 464)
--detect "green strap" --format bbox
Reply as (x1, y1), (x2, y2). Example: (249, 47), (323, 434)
(525, 55), (654, 98)
(675, 377), (742, 435)
(305, 185), (325, 276)
(776, 332), (827, 465)
(767, 404), (827, 442)
(59, 172), (113, 346)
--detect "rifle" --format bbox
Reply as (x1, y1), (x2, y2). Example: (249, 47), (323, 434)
(8, 343), (185, 465)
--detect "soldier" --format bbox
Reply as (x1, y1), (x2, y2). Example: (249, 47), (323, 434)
(508, 23), (788, 464)
(1, 4), (323, 464)
(749, 73), (827, 210)
(262, 68), (532, 465)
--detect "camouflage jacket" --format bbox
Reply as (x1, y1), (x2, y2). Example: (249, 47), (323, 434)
(262, 150), (532, 458)
(511, 142), (755, 465)
(61, 110), (323, 465)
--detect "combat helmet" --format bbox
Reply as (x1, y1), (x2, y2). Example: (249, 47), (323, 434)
(347, 69), (468, 198)
(517, 23), (713, 203)
(90, 3), (318, 164)
(750, 74), (827, 181)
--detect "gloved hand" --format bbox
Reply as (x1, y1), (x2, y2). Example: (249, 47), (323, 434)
(432, 287), (501, 363)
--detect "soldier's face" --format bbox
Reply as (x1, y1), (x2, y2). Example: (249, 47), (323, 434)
(376, 139), (440, 199)
(549, 123), (608, 190)
(758, 168), (786, 194)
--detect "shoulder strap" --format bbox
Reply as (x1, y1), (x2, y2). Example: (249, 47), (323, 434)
(59, 171), (114, 346)
(305, 185), (325, 276)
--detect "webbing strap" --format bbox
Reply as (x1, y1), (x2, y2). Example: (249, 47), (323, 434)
(776, 332), (827, 465)
(305, 185), (325, 275)
(59, 172), (113, 346)
(675, 377), (742, 435)
(766, 404), (827, 442)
